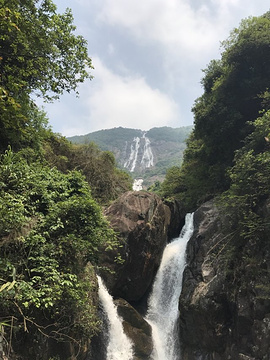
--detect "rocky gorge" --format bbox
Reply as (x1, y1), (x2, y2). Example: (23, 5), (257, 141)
(2, 190), (269, 360)
(94, 192), (270, 360)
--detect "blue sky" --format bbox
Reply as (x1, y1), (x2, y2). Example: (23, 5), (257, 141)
(40, 0), (270, 136)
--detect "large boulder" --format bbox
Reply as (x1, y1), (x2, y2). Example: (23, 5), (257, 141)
(100, 191), (171, 302)
(164, 198), (186, 240)
(179, 200), (270, 360)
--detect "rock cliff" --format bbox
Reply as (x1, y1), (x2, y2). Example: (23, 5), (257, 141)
(96, 191), (183, 360)
(179, 200), (270, 360)
(97, 195), (270, 360)
(100, 191), (176, 302)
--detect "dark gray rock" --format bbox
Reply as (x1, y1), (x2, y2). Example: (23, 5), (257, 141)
(179, 201), (232, 355)
(164, 198), (186, 240)
(179, 199), (270, 360)
(100, 191), (171, 302)
(114, 298), (153, 359)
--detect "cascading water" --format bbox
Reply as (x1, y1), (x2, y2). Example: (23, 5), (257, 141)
(97, 276), (134, 360)
(132, 178), (144, 191)
(124, 133), (154, 173)
(145, 213), (194, 360)
(124, 137), (140, 172)
(141, 133), (154, 169)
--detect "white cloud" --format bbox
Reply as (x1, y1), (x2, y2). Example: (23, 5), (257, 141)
(40, 57), (182, 137)
(94, 0), (247, 103)
(46, 0), (270, 137)
(94, 0), (270, 107)
(97, 0), (269, 60)
(82, 57), (181, 132)
(108, 43), (115, 55)
(98, 0), (230, 53)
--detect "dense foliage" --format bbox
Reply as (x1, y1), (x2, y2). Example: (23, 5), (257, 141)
(0, 0), (132, 203)
(0, 149), (119, 356)
(70, 144), (132, 204)
(0, 1), (132, 358)
(43, 135), (133, 204)
(160, 14), (270, 309)
(218, 111), (270, 244)
(0, 0), (93, 152)
(161, 12), (270, 211)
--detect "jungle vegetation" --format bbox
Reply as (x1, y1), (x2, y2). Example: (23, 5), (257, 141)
(0, 0), (132, 357)
(161, 12), (270, 213)
(160, 13), (270, 316)
(1, 2), (270, 358)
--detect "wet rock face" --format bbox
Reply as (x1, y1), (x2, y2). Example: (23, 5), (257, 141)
(114, 298), (153, 360)
(164, 199), (186, 240)
(101, 191), (172, 302)
(179, 201), (231, 356)
(179, 199), (270, 360)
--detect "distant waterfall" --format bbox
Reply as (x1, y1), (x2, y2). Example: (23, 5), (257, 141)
(97, 276), (134, 360)
(132, 178), (143, 191)
(124, 133), (154, 172)
(124, 137), (140, 172)
(141, 133), (154, 169)
(146, 213), (194, 360)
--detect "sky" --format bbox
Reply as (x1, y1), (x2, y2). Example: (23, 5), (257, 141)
(39, 0), (270, 137)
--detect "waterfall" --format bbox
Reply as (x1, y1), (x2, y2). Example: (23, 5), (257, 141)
(146, 213), (194, 360)
(124, 133), (154, 172)
(141, 133), (154, 169)
(97, 276), (134, 360)
(124, 137), (140, 172)
(132, 178), (143, 191)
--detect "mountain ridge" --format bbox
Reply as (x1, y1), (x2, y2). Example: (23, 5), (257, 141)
(68, 125), (193, 188)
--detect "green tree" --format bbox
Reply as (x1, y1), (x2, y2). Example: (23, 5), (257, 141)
(218, 110), (270, 247)
(0, 0), (93, 151)
(0, 149), (118, 357)
(0, 0), (92, 99)
(193, 13), (270, 168)
(162, 12), (270, 210)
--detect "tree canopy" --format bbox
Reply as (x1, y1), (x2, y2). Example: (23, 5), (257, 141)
(0, 0), (92, 99)
(0, 2), (132, 357)
(0, 149), (118, 354)
(161, 12), (270, 210)
(0, 0), (93, 151)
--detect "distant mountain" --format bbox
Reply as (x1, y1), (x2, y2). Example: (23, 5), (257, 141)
(68, 126), (193, 188)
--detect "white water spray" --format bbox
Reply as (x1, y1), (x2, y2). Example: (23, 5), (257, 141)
(133, 178), (144, 191)
(97, 276), (134, 360)
(146, 213), (194, 360)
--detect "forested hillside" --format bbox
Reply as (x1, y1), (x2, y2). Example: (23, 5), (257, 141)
(69, 126), (192, 187)
(161, 12), (270, 212)
(0, 1), (132, 358)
